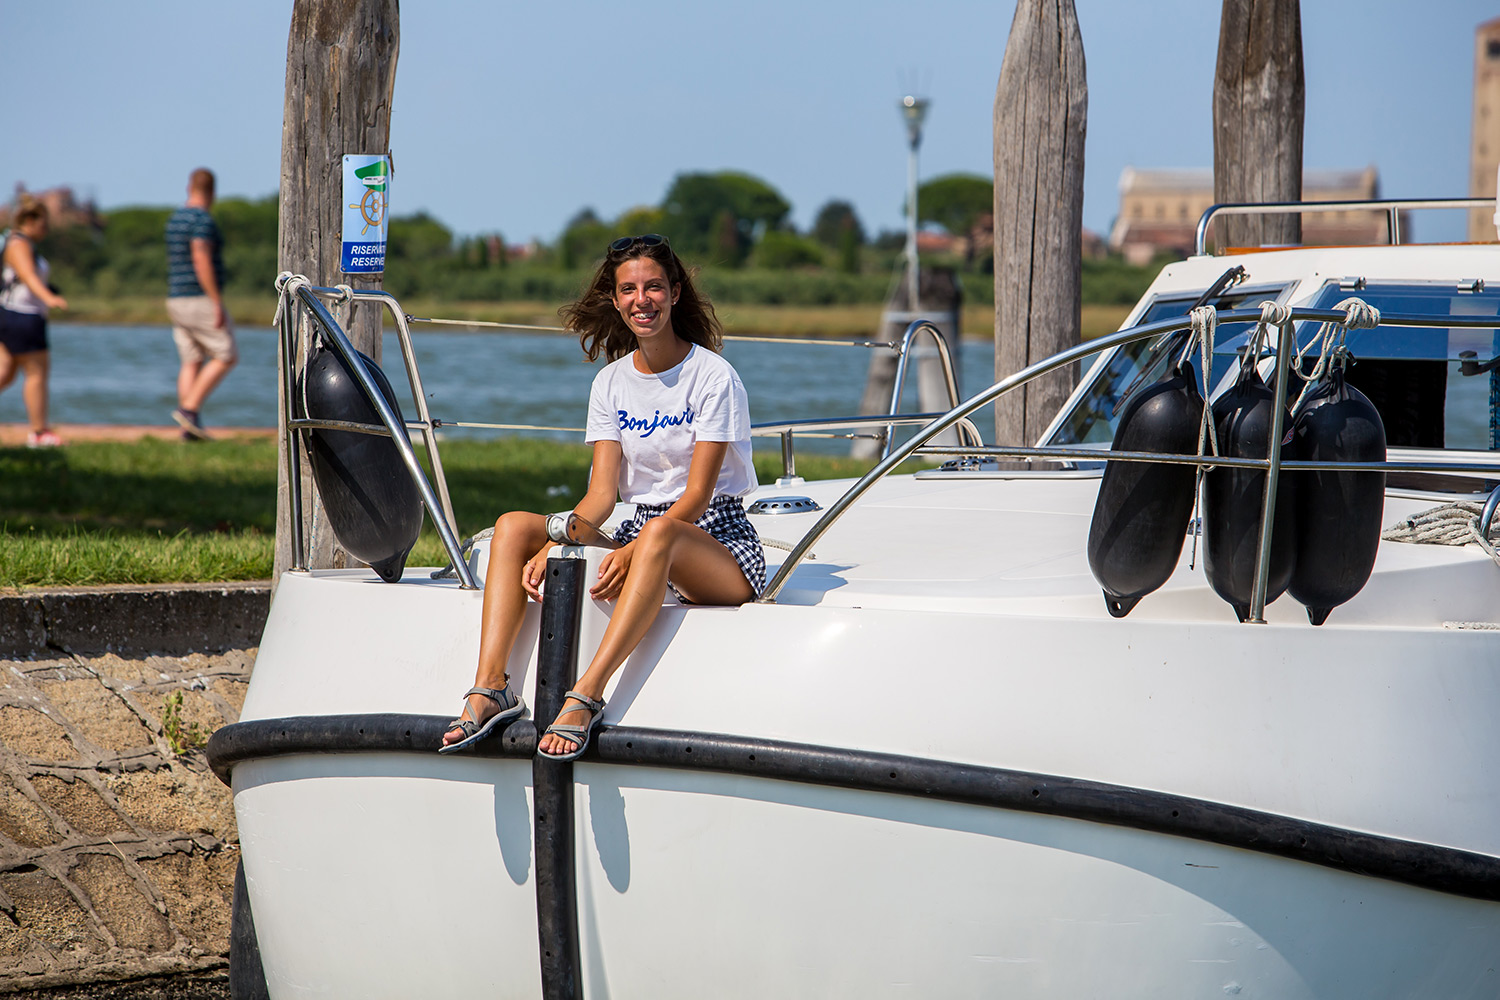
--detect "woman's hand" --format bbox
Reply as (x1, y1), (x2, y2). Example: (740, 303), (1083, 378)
(590, 541), (635, 601)
(521, 541), (558, 600)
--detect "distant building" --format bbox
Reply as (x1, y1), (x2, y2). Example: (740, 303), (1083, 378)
(1468, 17), (1500, 241)
(0, 183), (102, 231)
(1108, 166), (1387, 264)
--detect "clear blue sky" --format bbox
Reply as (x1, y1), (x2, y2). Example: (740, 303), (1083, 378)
(3, 0), (1494, 246)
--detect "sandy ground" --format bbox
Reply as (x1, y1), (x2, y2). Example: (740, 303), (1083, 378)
(0, 424), (274, 446)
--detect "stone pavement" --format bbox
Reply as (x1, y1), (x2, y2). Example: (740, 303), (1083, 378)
(0, 586), (265, 996)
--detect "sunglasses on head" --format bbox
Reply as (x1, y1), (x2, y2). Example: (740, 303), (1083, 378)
(608, 233), (669, 255)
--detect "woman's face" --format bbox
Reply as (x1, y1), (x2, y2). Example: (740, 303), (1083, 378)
(19, 216), (48, 240)
(612, 256), (679, 343)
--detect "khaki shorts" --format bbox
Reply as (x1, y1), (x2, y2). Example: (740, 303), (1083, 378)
(166, 295), (238, 365)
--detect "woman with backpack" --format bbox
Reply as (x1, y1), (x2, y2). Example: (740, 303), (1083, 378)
(1, 201), (68, 447)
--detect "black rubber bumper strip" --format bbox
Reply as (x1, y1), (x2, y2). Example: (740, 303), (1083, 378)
(206, 713), (1500, 903)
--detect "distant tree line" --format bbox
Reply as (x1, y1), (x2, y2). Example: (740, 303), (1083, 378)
(36, 169), (1161, 308)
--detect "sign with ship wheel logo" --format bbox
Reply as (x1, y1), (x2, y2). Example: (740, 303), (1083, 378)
(341, 154), (391, 273)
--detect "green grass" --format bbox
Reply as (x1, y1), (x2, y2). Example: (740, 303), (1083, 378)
(0, 437), (876, 589)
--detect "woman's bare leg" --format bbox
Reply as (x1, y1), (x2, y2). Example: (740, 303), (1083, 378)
(441, 510), (548, 747)
(538, 517), (752, 756)
(19, 352), (49, 432)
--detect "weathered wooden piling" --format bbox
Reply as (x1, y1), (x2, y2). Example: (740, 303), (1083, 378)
(992, 0), (1087, 450)
(1213, 0), (1305, 249)
(273, 0), (401, 585)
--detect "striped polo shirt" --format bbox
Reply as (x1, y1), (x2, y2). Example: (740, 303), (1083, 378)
(165, 207), (225, 298)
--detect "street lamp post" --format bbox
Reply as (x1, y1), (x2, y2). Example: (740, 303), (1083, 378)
(900, 95), (930, 310)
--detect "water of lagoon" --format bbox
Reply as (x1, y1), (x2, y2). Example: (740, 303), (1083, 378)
(2, 323), (1004, 458)
(5, 323), (1490, 455)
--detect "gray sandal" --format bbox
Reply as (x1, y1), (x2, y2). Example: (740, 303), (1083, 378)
(438, 682), (527, 754)
(538, 690), (606, 762)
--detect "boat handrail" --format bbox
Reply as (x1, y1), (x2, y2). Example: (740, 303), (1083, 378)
(759, 305), (1500, 615)
(881, 320), (981, 459)
(1194, 197), (1497, 256)
(751, 411), (987, 483)
(275, 274), (479, 589)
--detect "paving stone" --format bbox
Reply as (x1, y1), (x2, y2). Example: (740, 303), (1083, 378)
(84, 653), (161, 688)
(36, 680), (152, 754)
(208, 679), (247, 719)
(139, 850), (236, 954)
(0, 895), (37, 964)
(70, 854), (174, 954)
(104, 767), (235, 841)
(1, 868), (104, 955)
(30, 776), (131, 837)
(0, 775), (60, 848)
(0, 705), (78, 762)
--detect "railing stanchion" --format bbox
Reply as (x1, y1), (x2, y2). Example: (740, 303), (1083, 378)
(1249, 319), (1295, 624)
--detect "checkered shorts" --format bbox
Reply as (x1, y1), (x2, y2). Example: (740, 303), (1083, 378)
(613, 494), (766, 600)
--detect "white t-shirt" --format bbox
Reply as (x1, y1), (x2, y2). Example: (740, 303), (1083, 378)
(0, 238), (50, 316)
(585, 344), (758, 506)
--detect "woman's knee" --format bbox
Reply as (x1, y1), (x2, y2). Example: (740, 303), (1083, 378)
(634, 515), (683, 555)
(494, 510), (543, 549)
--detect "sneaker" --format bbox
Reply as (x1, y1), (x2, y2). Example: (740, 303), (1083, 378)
(26, 429), (64, 448)
(172, 408), (210, 440)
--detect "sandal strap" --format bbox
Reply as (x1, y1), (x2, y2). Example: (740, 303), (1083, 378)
(466, 685), (518, 709)
(445, 717), (481, 738)
(560, 690), (605, 713)
(449, 684), (518, 729)
(542, 724), (588, 748)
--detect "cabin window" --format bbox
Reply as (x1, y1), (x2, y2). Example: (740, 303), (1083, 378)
(1046, 285), (1289, 446)
(1298, 280), (1500, 453)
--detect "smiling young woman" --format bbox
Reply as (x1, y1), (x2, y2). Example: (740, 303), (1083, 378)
(439, 235), (764, 761)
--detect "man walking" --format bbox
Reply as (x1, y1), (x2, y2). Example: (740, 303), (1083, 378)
(164, 167), (236, 439)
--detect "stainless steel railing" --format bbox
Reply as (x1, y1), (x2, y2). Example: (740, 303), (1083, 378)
(758, 305), (1500, 623)
(275, 274), (478, 589)
(1194, 197), (1497, 256)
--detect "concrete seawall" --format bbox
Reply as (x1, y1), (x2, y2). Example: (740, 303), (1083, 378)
(0, 584), (269, 995)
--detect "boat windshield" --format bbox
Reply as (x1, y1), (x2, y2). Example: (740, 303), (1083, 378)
(1049, 279), (1500, 455)
(1281, 281), (1500, 452)
(1046, 284), (1288, 445)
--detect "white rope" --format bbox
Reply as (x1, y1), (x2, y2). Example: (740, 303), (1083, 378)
(1287, 297), (1381, 413)
(1382, 501), (1500, 568)
(1185, 305), (1221, 570)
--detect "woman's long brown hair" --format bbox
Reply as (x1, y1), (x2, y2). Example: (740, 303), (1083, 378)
(560, 241), (723, 363)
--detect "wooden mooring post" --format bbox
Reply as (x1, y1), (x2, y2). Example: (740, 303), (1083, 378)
(992, 0), (1087, 451)
(1213, 0), (1305, 249)
(273, 0), (401, 587)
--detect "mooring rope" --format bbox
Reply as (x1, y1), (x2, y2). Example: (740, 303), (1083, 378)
(1382, 501), (1500, 568)
(1286, 297), (1381, 413)
(1184, 304), (1223, 570)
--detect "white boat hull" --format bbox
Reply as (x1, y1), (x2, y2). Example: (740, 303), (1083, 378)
(221, 527), (1500, 998)
(233, 753), (1498, 999)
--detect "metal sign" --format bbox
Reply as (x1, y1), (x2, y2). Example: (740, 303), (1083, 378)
(341, 154), (390, 273)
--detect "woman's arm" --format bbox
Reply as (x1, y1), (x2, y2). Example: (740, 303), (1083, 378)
(574, 440), (623, 525)
(5, 239), (66, 310)
(663, 440), (729, 524)
(523, 440), (623, 598)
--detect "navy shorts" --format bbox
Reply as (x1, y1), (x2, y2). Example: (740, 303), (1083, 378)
(0, 310), (47, 355)
(613, 495), (766, 600)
